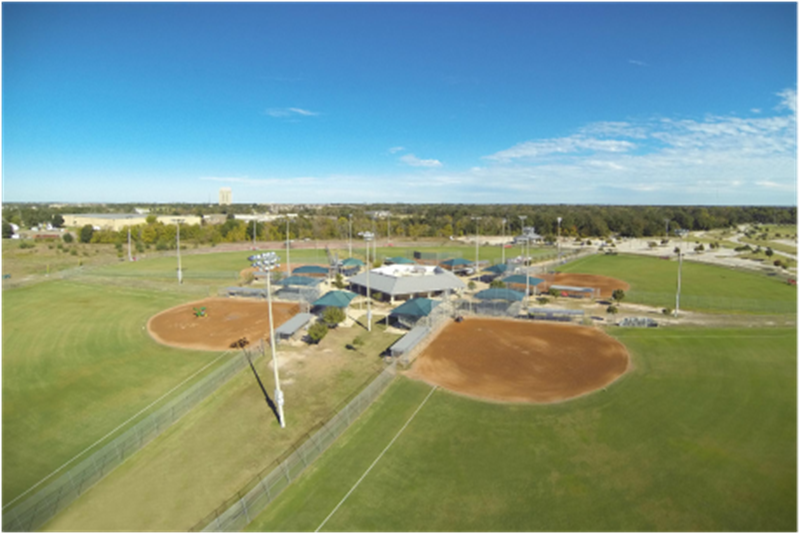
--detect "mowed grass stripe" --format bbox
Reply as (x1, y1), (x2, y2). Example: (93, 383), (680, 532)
(558, 253), (796, 313)
(2, 281), (223, 504)
(250, 327), (796, 532)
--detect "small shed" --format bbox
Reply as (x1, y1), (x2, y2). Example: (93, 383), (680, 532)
(312, 290), (358, 310)
(340, 257), (365, 276)
(440, 258), (474, 274)
(274, 312), (316, 341)
(389, 325), (431, 363)
(484, 263), (511, 277)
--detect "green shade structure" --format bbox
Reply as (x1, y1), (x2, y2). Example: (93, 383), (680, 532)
(485, 263), (511, 275)
(279, 275), (323, 287)
(390, 297), (441, 318)
(386, 256), (416, 265)
(341, 258), (365, 267)
(474, 288), (525, 302)
(502, 275), (545, 286)
(312, 290), (359, 308)
(440, 258), (472, 268)
(292, 265), (329, 275)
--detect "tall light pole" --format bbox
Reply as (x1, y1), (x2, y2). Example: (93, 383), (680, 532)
(674, 229), (689, 318)
(372, 215), (377, 264)
(348, 214), (353, 258)
(387, 212), (391, 247)
(359, 231), (374, 331)
(501, 218), (507, 264)
(249, 252), (285, 428)
(127, 226), (132, 262)
(176, 219), (184, 284)
(251, 216), (257, 250)
(518, 215), (527, 266)
(557, 216), (563, 264)
(285, 218), (292, 277)
(664, 218), (670, 237)
(472, 216), (482, 273)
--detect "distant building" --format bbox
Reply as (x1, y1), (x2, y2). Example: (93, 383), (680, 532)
(513, 226), (543, 245)
(219, 187), (232, 205)
(62, 214), (202, 231)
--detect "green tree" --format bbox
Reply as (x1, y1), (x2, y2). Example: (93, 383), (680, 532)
(51, 214), (65, 228)
(606, 305), (618, 315)
(145, 214), (158, 224)
(62, 233), (74, 243)
(308, 321), (328, 344)
(766, 247), (774, 257)
(548, 287), (560, 298)
(332, 273), (346, 289)
(2, 221), (13, 238)
(79, 224), (94, 243)
(322, 306), (346, 326)
(489, 279), (507, 289)
(468, 281), (476, 291)
(612, 289), (626, 302)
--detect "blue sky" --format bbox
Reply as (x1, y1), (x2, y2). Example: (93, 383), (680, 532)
(2, 2), (797, 205)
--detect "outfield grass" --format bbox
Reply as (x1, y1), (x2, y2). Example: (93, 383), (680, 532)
(44, 314), (401, 531)
(248, 327), (796, 532)
(2, 281), (224, 505)
(82, 244), (558, 291)
(558, 253), (796, 314)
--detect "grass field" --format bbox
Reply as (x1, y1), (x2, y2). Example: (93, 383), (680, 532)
(43, 313), (401, 531)
(248, 327), (796, 532)
(2, 281), (224, 505)
(558, 253), (796, 314)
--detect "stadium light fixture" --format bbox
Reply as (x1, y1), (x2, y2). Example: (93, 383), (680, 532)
(250, 252), (286, 428)
(358, 231), (374, 332)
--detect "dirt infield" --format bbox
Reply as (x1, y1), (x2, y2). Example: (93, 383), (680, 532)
(539, 272), (630, 298)
(147, 297), (300, 351)
(408, 318), (629, 403)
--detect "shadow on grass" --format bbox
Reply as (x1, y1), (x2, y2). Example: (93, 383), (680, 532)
(243, 349), (281, 426)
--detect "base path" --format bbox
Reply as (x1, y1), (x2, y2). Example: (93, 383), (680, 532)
(408, 318), (629, 403)
(540, 272), (629, 299)
(147, 297), (300, 351)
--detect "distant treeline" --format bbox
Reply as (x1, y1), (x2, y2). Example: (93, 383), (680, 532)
(3, 203), (795, 246)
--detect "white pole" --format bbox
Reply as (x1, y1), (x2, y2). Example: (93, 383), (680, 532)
(557, 216), (562, 264)
(366, 238), (372, 332)
(387, 214), (391, 247)
(501, 218), (506, 264)
(266, 269), (285, 428)
(348, 214), (352, 258)
(518, 215), (527, 266)
(286, 219), (291, 277)
(127, 226), (132, 262)
(176, 221), (182, 284)
(252, 218), (256, 249)
(674, 231), (685, 318)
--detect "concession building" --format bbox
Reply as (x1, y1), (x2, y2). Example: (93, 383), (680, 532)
(348, 264), (465, 303)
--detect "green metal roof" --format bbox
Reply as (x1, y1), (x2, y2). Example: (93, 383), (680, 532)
(390, 297), (441, 318)
(312, 290), (358, 308)
(440, 258), (472, 267)
(474, 288), (525, 302)
(485, 263), (510, 274)
(386, 256), (416, 264)
(279, 275), (323, 287)
(502, 275), (545, 286)
(293, 265), (329, 274)
(341, 257), (365, 266)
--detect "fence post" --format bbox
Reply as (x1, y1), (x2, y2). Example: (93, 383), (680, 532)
(240, 497), (251, 525)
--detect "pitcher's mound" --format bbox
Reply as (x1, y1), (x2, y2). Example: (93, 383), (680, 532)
(147, 297), (300, 351)
(408, 318), (629, 403)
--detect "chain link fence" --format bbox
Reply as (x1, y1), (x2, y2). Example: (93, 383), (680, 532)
(194, 361), (398, 532)
(3, 349), (251, 532)
(627, 291), (796, 315)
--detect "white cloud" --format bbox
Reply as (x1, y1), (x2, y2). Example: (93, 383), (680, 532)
(400, 153), (443, 168)
(265, 107), (319, 118)
(388, 146), (406, 154)
(485, 136), (636, 162)
(628, 59), (648, 67)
